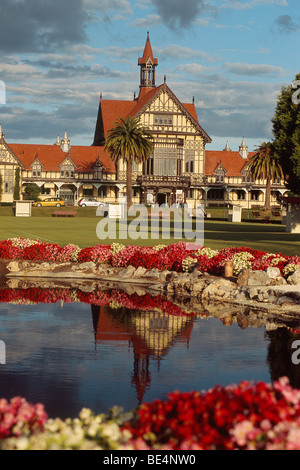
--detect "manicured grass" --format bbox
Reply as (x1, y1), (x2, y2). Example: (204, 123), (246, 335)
(203, 221), (300, 256)
(0, 213), (299, 256)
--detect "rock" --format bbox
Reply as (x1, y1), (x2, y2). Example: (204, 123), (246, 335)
(287, 270), (300, 285)
(119, 265), (136, 278)
(132, 266), (147, 278)
(159, 270), (173, 282)
(143, 268), (161, 280)
(6, 261), (20, 272)
(266, 267), (281, 280)
(237, 269), (249, 287)
(202, 278), (236, 300)
(276, 296), (296, 306)
(247, 270), (270, 286)
(236, 313), (248, 329)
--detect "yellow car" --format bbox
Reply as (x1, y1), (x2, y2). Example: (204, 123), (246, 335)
(33, 197), (66, 207)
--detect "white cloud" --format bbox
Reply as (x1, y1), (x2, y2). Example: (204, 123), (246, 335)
(225, 62), (286, 77)
(221, 0), (288, 10)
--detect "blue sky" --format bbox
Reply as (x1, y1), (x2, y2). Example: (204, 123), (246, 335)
(0, 0), (299, 151)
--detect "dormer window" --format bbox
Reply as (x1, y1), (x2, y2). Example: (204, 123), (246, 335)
(60, 157), (75, 178)
(214, 164), (226, 183)
(93, 158), (103, 180)
(31, 159), (42, 177)
(242, 169), (253, 183)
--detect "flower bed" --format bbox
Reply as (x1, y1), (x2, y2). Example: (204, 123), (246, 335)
(0, 237), (299, 279)
(2, 378), (300, 450)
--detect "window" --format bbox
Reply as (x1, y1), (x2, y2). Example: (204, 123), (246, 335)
(188, 189), (194, 199)
(154, 146), (177, 176)
(4, 169), (13, 193)
(207, 188), (224, 200)
(242, 171), (253, 183)
(251, 190), (260, 201)
(93, 160), (103, 180)
(143, 155), (153, 175)
(154, 115), (173, 126)
(185, 149), (195, 174)
(32, 161), (42, 177)
(237, 190), (246, 200)
(215, 167), (225, 183)
(60, 163), (74, 178)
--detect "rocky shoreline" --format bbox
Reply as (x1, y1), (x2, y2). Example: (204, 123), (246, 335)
(1, 258), (300, 317)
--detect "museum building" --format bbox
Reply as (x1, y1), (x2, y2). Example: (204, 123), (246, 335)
(0, 34), (288, 209)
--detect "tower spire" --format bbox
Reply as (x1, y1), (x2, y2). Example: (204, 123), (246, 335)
(137, 32), (158, 100)
(60, 130), (71, 153)
(239, 137), (248, 159)
(0, 123), (4, 141)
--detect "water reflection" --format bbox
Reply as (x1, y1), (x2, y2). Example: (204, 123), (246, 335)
(0, 281), (300, 419)
(91, 304), (194, 404)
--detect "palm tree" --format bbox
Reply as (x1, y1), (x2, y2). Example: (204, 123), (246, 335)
(105, 116), (154, 208)
(247, 141), (284, 212)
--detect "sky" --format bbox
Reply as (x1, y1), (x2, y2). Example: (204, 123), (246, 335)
(0, 0), (299, 151)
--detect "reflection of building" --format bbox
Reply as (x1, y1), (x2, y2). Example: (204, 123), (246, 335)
(91, 304), (194, 404)
(0, 33), (288, 208)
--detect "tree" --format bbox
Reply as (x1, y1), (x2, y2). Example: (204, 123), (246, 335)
(272, 73), (300, 195)
(23, 183), (41, 202)
(13, 167), (20, 201)
(105, 116), (153, 208)
(247, 141), (284, 212)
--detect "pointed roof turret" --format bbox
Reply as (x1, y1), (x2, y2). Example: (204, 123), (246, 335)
(239, 137), (248, 159)
(138, 32), (158, 101)
(60, 130), (71, 153)
(138, 32), (158, 67)
(223, 141), (231, 152)
(0, 123), (4, 141)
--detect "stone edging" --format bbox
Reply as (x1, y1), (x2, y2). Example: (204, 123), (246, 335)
(1, 258), (300, 316)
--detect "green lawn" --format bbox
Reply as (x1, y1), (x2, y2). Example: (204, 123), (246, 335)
(0, 211), (299, 256)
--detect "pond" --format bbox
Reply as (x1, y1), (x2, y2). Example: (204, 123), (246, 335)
(0, 282), (300, 420)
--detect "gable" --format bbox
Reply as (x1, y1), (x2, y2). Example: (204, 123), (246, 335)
(214, 162), (227, 174)
(0, 141), (25, 167)
(59, 155), (77, 169)
(132, 83), (212, 143)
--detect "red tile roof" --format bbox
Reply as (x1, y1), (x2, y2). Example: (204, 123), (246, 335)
(205, 150), (255, 176)
(99, 100), (136, 137)
(9, 143), (116, 173)
(99, 85), (205, 138)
